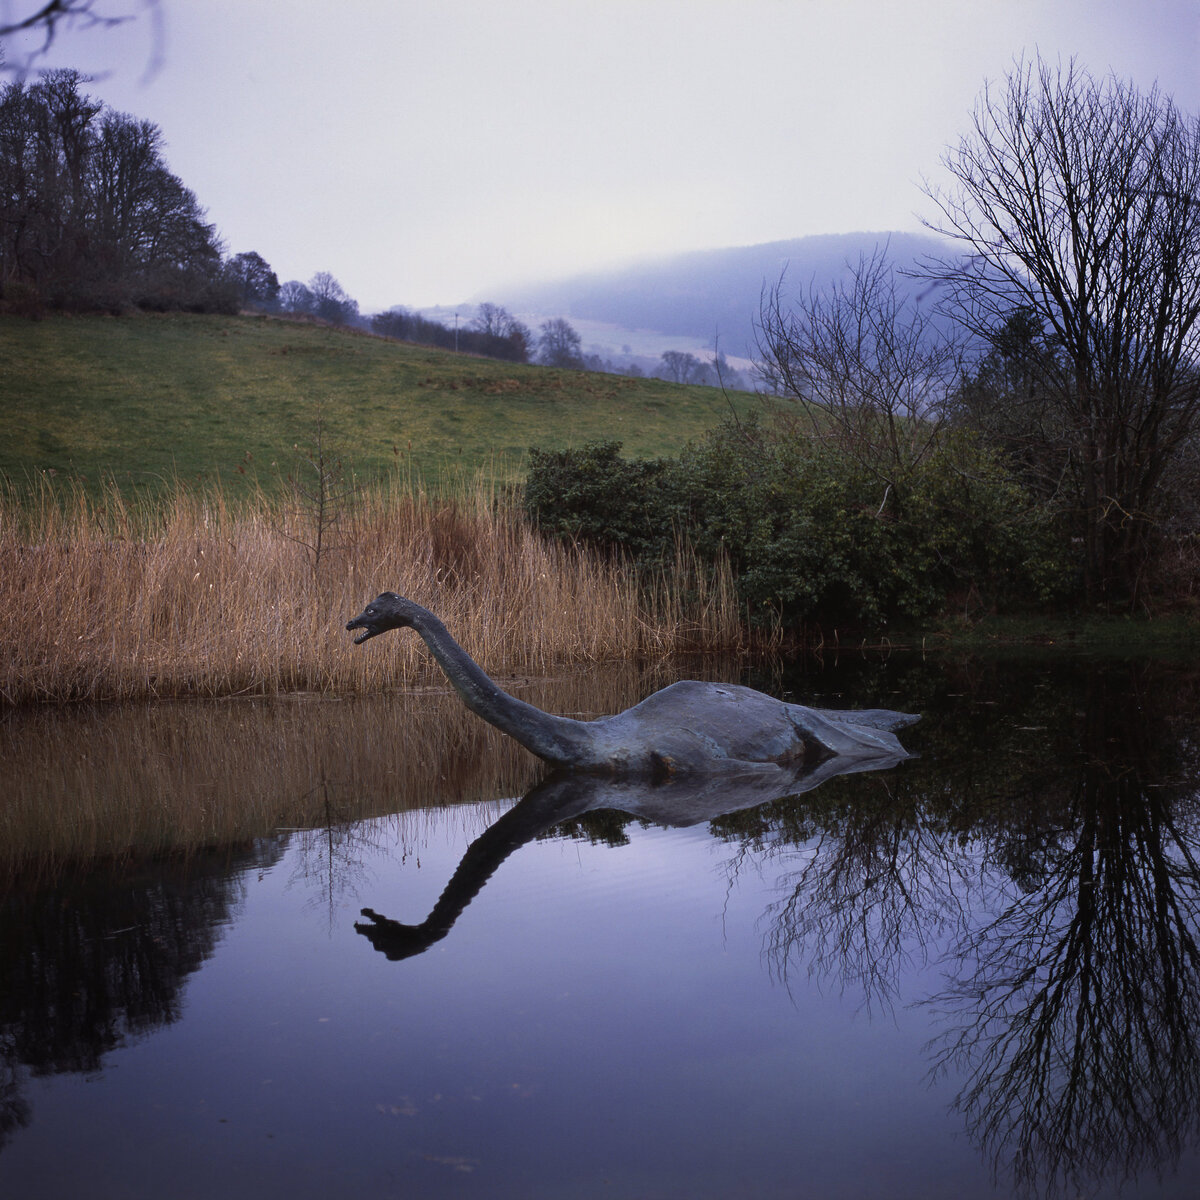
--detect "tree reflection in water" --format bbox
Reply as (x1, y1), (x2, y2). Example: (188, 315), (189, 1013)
(0, 839), (286, 1151)
(929, 669), (1200, 1194)
(712, 659), (1200, 1196)
(0, 662), (729, 1153)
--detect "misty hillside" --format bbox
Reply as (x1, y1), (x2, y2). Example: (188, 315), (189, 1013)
(491, 231), (955, 360)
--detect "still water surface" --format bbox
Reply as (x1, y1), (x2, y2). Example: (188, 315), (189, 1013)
(3, 652), (1200, 1198)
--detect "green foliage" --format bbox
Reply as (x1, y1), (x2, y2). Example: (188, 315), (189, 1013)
(523, 416), (1073, 630)
(693, 419), (1071, 626)
(523, 442), (689, 568)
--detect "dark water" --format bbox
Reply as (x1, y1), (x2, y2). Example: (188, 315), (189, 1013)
(3, 652), (1200, 1198)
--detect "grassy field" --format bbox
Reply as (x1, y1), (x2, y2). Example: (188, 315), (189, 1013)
(0, 311), (761, 495)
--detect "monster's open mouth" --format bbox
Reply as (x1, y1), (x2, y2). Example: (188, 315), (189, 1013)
(346, 619), (379, 645)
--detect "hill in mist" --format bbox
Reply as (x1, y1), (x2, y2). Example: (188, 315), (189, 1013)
(489, 231), (954, 362)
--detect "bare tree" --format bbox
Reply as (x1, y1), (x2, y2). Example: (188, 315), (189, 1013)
(1, 1), (163, 77)
(282, 404), (356, 587)
(922, 56), (1200, 607)
(471, 301), (515, 338)
(278, 279), (314, 315)
(757, 246), (965, 508)
(307, 270), (357, 325)
(470, 301), (531, 362)
(536, 317), (583, 368)
(659, 349), (705, 384)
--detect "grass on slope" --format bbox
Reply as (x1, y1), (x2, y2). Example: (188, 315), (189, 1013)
(0, 312), (762, 496)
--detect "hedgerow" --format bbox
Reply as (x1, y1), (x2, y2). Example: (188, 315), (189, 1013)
(524, 415), (1071, 630)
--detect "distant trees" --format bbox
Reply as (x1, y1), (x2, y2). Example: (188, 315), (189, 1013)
(711, 350), (743, 390)
(308, 270), (358, 325)
(226, 251), (279, 310)
(370, 302), (530, 363)
(656, 348), (742, 388)
(536, 317), (584, 367)
(924, 56), (1200, 606)
(0, 68), (232, 313)
(278, 279), (314, 315)
(369, 306), (420, 340)
(659, 350), (707, 384)
(470, 302), (532, 362)
(308, 272), (342, 320)
(276, 272), (358, 325)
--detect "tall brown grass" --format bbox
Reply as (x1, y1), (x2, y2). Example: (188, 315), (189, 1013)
(0, 472), (749, 704)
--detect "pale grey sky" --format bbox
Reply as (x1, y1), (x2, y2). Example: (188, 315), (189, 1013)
(6, 0), (1200, 310)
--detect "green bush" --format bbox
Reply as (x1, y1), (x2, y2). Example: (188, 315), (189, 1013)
(523, 442), (689, 570)
(683, 418), (1071, 626)
(523, 420), (1073, 630)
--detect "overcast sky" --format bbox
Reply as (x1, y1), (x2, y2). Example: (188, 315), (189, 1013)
(5, 0), (1200, 311)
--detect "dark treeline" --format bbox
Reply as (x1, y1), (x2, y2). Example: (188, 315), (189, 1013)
(0, 67), (233, 315)
(0, 60), (568, 369)
(370, 302), (532, 363)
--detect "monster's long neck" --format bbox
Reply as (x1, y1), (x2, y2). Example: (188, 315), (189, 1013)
(408, 608), (594, 767)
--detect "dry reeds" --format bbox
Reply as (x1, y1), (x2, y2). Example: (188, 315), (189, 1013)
(1, 472), (748, 704)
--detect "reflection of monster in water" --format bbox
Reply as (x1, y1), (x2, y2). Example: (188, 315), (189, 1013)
(351, 652), (1200, 1195)
(0, 838), (285, 1151)
(356, 750), (906, 960)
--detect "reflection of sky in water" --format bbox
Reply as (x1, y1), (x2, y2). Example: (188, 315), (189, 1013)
(4, 810), (992, 1198)
(5, 654), (1200, 1197)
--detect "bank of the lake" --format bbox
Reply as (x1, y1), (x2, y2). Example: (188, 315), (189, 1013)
(915, 610), (1200, 653)
(5, 465), (1199, 705)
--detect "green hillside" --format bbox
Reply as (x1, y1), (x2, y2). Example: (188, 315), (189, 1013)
(0, 312), (761, 495)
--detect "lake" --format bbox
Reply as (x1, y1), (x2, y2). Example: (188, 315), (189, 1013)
(2, 650), (1200, 1198)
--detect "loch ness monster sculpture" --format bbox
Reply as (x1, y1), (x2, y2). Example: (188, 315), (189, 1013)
(345, 593), (919, 773)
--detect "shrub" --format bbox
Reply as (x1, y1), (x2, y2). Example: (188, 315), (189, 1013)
(0, 281), (47, 320)
(523, 420), (1073, 632)
(523, 442), (689, 571)
(682, 417), (1071, 627)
